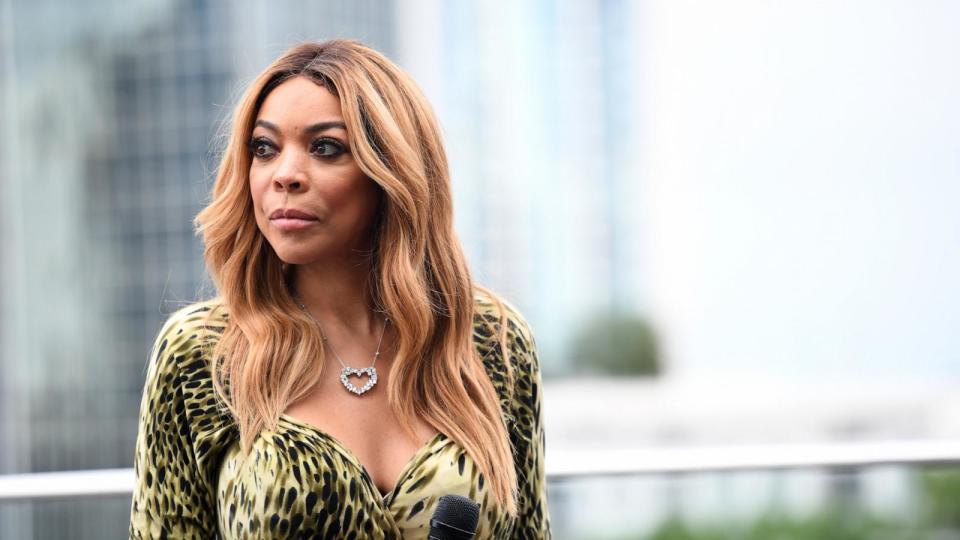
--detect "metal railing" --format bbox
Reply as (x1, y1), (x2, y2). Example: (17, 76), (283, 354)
(2, 439), (959, 501)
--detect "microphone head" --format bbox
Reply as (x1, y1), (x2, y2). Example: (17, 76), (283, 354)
(429, 494), (480, 539)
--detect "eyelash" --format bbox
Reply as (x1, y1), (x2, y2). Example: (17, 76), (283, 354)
(248, 137), (346, 160)
(311, 138), (346, 157)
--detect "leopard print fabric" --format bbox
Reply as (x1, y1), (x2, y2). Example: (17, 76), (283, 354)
(129, 293), (551, 539)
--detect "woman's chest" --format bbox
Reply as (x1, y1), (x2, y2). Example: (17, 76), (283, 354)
(214, 416), (515, 539)
(283, 382), (440, 497)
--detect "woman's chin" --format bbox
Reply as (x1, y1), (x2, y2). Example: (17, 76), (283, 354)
(272, 247), (327, 266)
(268, 238), (370, 267)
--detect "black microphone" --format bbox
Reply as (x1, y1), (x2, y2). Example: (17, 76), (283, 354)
(428, 494), (480, 540)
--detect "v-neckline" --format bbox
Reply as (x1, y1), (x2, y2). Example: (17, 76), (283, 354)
(278, 413), (447, 504)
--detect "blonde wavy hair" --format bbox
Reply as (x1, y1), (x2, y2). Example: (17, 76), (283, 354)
(194, 40), (517, 513)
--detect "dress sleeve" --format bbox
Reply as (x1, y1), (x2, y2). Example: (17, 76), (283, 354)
(129, 309), (218, 539)
(506, 307), (553, 539)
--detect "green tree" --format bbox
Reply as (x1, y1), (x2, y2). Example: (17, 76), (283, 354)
(570, 310), (661, 376)
(921, 467), (960, 528)
(601, 509), (923, 540)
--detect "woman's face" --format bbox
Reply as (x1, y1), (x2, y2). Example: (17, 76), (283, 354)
(249, 76), (381, 266)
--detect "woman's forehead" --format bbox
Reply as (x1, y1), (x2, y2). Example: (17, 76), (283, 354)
(256, 76), (344, 129)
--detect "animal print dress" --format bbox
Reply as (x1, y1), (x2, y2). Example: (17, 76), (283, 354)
(128, 294), (551, 539)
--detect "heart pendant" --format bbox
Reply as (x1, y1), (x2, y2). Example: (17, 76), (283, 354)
(340, 366), (378, 395)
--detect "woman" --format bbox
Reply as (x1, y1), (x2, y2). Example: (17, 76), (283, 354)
(129, 40), (551, 539)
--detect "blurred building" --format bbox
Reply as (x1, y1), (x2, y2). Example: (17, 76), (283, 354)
(395, 0), (646, 374)
(0, 1), (394, 537)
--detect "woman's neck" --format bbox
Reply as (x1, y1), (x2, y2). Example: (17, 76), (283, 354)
(291, 257), (383, 337)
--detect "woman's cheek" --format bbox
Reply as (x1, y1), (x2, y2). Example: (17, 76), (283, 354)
(247, 182), (267, 233)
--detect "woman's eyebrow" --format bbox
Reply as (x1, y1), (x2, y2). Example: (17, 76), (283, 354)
(304, 120), (347, 134)
(253, 119), (347, 134)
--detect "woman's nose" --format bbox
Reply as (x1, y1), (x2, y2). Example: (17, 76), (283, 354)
(272, 151), (309, 192)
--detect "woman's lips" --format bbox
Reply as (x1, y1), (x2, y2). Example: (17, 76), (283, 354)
(270, 208), (318, 220)
(271, 217), (318, 232)
(269, 208), (319, 232)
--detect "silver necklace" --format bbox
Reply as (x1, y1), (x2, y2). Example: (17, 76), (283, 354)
(295, 299), (389, 396)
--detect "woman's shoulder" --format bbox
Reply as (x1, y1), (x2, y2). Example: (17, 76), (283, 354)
(145, 298), (229, 377)
(471, 288), (545, 464)
(159, 298), (230, 334)
(471, 288), (541, 401)
(133, 299), (236, 534)
(158, 298), (229, 339)
(140, 299), (235, 434)
(472, 288), (537, 360)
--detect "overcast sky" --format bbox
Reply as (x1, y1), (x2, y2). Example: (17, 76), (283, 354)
(634, 0), (960, 381)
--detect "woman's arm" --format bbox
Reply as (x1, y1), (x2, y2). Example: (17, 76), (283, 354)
(129, 308), (218, 539)
(506, 308), (553, 539)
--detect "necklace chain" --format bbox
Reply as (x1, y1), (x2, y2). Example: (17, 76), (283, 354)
(294, 298), (389, 396)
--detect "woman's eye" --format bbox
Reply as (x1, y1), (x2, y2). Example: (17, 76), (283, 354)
(311, 139), (344, 157)
(249, 138), (276, 158)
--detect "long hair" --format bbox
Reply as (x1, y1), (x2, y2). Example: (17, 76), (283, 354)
(194, 40), (517, 514)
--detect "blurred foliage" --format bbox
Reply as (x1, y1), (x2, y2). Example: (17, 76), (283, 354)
(571, 310), (661, 376)
(583, 509), (923, 540)
(921, 467), (960, 528)
(644, 511), (922, 540)
(569, 466), (960, 540)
